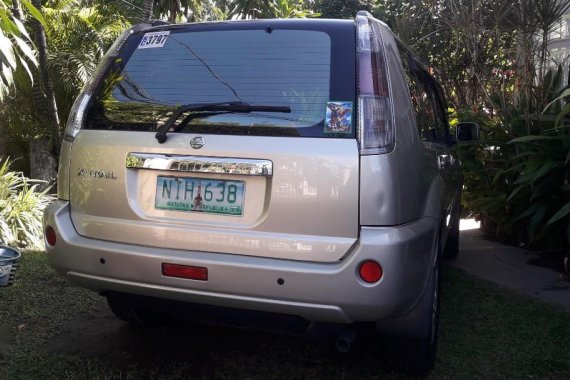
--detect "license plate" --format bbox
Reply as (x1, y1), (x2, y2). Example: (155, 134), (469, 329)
(155, 176), (245, 216)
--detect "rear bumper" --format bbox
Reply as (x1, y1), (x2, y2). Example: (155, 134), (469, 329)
(44, 200), (438, 324)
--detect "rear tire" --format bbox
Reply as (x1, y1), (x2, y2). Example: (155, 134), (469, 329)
(383, 261), (440, 376)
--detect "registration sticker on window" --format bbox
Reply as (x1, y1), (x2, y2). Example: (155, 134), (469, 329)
(324, 101), (353, 134)
(138, 31), (170, 49)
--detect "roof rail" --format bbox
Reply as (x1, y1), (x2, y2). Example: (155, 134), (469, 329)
(150, 19), (170, 27)
(356, 10), (373, 18)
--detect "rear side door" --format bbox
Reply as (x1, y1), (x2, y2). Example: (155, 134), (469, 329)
(399, 49), (460, 234)
(67, 21), (359, 263)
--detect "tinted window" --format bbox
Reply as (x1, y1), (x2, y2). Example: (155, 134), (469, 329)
(86, 25), (355, 138)
(398, 48), (448, 143)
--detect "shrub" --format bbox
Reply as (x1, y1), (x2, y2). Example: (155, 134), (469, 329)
(452, 109), (515, 241)
(455, 67), (570, 253)
(0, 158), (54, 249)
(505, 127), (570, 250)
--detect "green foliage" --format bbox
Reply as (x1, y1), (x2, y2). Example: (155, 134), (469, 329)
(44, 0), (130, 95)
(504, 126), (570, 249)
(379, 0), (570, 253)
(314, 0), (372, 19)
(0, 157), (53, 248)
(457, 66), (570, 252)
(260, 0), (319, 18)
(0, 0), (41, 101)
(453, 109), (514, 240)
(0, 0), (131, 165)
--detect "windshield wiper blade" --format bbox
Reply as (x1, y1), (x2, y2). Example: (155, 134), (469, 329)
(155, 102), (291, 143)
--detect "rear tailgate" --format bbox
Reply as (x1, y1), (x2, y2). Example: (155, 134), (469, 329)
(69, 132), (358, 262)
(68, 20), (358, 262)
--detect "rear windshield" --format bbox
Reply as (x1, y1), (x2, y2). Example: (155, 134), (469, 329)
(85, 22), (356, 138)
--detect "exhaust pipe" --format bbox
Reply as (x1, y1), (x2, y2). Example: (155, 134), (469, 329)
(335, 329), (356, 353)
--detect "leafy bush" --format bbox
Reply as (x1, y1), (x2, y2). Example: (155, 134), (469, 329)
(0, 158), (53, 248)
(505, 128), (570, 250)
(456, 67), (570, 253)
(452, 110), (514, 240)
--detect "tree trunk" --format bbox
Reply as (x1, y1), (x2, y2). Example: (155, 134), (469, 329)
(29, 0), (60, 188)
(11, 0), (22, 19)
(31, 0), (60, 152)
(30, 84), (57, 191)
(169, 0), (179, 23)
(142, 0), (154, 20)
(0, 121), (6, 160)
(29, 137), (57, 189)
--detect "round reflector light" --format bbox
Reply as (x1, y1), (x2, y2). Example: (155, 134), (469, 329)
(45, 226), (56, 247)
(359, 260), (382, 283)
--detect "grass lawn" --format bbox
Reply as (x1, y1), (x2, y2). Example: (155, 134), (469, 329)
(1, 250), (569, 379)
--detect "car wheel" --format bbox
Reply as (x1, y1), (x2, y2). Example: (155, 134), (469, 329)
(443, 213), (460, 259)
(106, 293), (163, 326)
(384, 260), (441, 376)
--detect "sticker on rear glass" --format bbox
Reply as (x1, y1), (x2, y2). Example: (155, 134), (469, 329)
(138, 31), (170, 49)
(325, 101), (353, 134)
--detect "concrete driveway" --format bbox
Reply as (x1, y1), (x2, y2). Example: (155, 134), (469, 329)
(452, 222), (570, 313)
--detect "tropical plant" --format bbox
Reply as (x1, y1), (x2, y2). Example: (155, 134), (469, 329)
(0, 157), (53, 248)
(259, 0), (318, 18)
(454, 65), (569, 255)
(0, 0), (41, 101)
(362, 1), (569, 254)
(44, 0), (130, 101)
(505, 127), (570, 249)
(314, 0), (372, 19)
(0, 0), (130, 186)
(452, 110), (513, 238)
(141, 0), (205, 22)
(30, 0), (61, 188)
(229, 0), (265, 18)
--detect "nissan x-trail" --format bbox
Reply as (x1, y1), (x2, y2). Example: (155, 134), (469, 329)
(43, 11), (478, 375)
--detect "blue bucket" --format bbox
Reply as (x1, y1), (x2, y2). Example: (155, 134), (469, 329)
(0, 246), (21, 287)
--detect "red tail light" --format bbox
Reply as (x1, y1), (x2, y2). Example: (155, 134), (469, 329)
(356, 11), (394, 155)
(359, 260), (383, 283)
(45, 226), (56, 247)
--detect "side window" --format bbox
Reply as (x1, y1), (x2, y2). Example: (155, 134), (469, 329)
(424, 78), (450, 143)
(398, 48), (447, 143)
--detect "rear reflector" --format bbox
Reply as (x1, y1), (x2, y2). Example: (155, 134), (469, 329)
(359, 260), (383, 283)
(162, 263), (208, 281)
(45, 226), (56, 247)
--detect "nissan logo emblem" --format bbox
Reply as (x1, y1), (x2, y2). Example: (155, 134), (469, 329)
(190, 136), (206, 149)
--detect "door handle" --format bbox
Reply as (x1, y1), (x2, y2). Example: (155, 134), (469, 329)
(126, 153), (273, 177)
(437, 154), (451, 170)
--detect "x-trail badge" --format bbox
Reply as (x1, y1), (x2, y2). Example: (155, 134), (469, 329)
(190, 136), (206, 149)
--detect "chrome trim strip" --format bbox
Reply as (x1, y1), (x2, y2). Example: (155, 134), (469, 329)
(126, 153), (273, 177)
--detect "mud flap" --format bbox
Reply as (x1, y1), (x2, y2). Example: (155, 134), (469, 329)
(375, 259), (437, 339)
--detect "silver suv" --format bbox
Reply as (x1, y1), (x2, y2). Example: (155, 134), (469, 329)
(44, 11), (478, 374)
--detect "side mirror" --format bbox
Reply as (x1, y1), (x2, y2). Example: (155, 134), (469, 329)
(456, 122), (479, 143)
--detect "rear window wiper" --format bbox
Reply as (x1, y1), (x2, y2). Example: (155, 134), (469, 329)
(155, 101), (291, 143)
